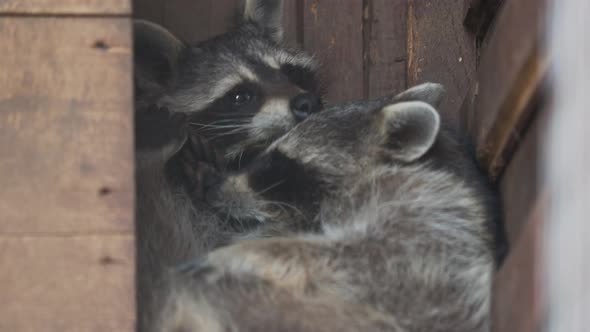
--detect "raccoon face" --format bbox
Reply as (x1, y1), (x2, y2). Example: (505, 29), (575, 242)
(134, 0), (323, 168)
(205, 83), (446, 228)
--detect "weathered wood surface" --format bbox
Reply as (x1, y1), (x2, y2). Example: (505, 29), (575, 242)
(470, 0), (548, 179)
(0, 17), (135, 331)
(302, 0), (364, 103)
(0, 235), (135, 332)
(0, 0), (131, 14)
(500, 108), (547, 245)
(492, 195), (546, 332)
(367, 0), (407, 98)
(407, 0), (476, 127)
(0, 18), (134, 234)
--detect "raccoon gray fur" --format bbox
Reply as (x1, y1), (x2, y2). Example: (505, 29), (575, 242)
(157, 83), (498, 331)
(135, 0), (323, 330)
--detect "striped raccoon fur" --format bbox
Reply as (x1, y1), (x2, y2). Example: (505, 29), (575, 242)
(134, 0), (322, 330)
(157, 83), (500, 331)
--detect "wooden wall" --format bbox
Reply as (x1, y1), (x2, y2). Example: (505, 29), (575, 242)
(0, 2), (136, 331)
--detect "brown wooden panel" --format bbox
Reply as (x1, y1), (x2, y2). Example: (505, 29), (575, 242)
(283, 0), (301, 46)
(367, 0), (407, 98)
(0, 0), (131, 14)
(500, 109), (548, 245)
(0, 18), (134, 234)
(303, 0), (364, 103)
(407, 0), (476, 127)
(0, 235), (135, 331)
(493, 195), (546, 332)
(133, 0), (164, 25)
(471, 0), (548, 179)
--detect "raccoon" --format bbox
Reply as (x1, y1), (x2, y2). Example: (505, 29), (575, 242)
(134, 0), (323, 169)
(158, 83), (499, 331)
(134, 1), (322, 330)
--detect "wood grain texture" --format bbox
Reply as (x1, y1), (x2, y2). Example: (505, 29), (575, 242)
(303, 0), (364, 103)
(407, 0), (476, 128)
(0, 235), (135, 332)
(0, 18), (134, 234)
(500, 108), (548, 245)
(0, 0), (131, 14)
(133, 0), (164, 24)
(367, 0), (407, 98)
(471, 0), (548, 178)
(492, 195), (546, 332)
(162, 0), (240, 44)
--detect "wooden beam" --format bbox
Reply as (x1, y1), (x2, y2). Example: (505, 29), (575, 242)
(0, 235), (135, 331)
(0, 18), (134, 234)
(0, 0), (131, 15)
(492, 194), (546, 332)
(470, 0), (548, 179)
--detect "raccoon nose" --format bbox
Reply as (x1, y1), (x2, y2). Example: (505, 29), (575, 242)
(290, 93), (321, 121)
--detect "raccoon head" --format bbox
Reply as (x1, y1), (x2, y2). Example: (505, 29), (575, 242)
(205, 83), (446, 229)
(134, 0), (323, 168)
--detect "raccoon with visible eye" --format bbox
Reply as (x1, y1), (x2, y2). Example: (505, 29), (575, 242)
(133, 1), (324, 331)
(158, 83), (504, 332)
(135, 0), (323, 169)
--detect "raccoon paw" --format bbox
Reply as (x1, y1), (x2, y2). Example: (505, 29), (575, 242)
(179, 238), (329, 295)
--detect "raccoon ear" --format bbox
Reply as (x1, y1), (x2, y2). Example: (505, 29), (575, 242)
(393, 82), (446, 108)
(244, 0), (284, 42)
(380, 101), (440, 162)
(134, 20), (185, 89)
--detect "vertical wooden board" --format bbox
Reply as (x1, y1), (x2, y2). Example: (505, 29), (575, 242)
(0, 235), (135, 332)
(162, 0), (240, 44)
(303, 0), (364, 103)
(133, 0), (164, 25)
(492, 197), (545, 332)
(0, 18), (134, 234)
(0, 0), (131, 14)
(407, 0), (476, 127)
(470, 0), (548, 177)
(500, 109), (547, 245)
(367, 0), (407, 98)
(283, 0), (302, 46)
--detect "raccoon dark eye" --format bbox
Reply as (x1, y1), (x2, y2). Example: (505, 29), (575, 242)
(228, 89), (253, 106)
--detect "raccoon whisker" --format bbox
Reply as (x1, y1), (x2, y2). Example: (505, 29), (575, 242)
(189, 122), (248, 130)
(255, 180), (287, 196)
(263, 200), (304, 217)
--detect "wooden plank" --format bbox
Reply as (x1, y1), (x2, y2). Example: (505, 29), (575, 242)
(0, 17), (134, 234)
(0, 0), (131, 15)
(303, 0), (364, 103)
(0, 235), (135, 332)
(283, 0), (301, 46)
(367, 0), (407, 98)
(470, 0), (548, 179)
(463, 0), (504, 40)
(407, 0), (476, 128)
(132, 0), (164, 25)
(500, 108), (548, 245)
(492, 195), (546, 332)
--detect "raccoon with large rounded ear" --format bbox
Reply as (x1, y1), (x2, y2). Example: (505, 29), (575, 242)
(134, 20), (185, 96)
(379, 101), (441, 162)
(244, 0), (284, 42)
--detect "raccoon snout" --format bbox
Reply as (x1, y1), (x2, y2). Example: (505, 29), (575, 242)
(290, 93), (322, 122)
